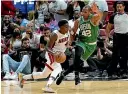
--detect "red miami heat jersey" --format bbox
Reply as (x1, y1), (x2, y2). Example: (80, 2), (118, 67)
(52, 30), (69, 53)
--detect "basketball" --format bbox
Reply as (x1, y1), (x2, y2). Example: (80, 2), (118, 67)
(54, 52), (66, 63)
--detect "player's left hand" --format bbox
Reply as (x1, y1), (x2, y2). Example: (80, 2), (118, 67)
(90, 2), (98, 13)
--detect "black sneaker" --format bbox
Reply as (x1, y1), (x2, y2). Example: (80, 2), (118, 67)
(75, 77), (81, 85)
(56, 71), (64, 85)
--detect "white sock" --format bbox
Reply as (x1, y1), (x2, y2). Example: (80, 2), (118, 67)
(23, 74), (33, 80)
(47, 77), (54, 86)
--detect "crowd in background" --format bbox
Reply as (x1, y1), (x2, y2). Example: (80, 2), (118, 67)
(1, 0), (128, 80)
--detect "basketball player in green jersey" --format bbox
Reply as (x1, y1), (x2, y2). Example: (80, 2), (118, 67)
(56, 2), (102, 85)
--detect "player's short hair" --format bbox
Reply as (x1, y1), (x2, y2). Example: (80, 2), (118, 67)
(58, 19), (68, 27)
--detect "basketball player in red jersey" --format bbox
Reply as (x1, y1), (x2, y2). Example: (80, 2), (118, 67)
(19, 19), (70, 93)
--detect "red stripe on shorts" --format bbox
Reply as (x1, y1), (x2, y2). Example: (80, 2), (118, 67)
(48, 53), (55, 65)
(44, 63), (53, 71)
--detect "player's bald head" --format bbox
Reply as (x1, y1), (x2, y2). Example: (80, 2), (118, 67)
(81, 5), (92, 19)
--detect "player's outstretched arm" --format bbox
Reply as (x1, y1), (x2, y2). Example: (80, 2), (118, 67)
(90, 2), (103, 26)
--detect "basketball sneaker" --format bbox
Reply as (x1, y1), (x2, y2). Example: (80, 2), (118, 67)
(19, 73), (25, 88)
(56, 71), (64, 85)
(43, 86), (55, 93)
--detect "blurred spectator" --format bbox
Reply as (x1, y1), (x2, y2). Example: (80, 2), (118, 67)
(1, 1), (16, 16)
(29, 11), (40, 30)
(44, 13), (59, 32)
(68, 10), (80, 35)
(9, 27), (22, 53)
(2, 37), (38, 80)
(28, 11), (35, 21)
(33, 27), (52, 72)
(77, 1), (85, 11)
(1, 15), (14, 39)
(73, 1), (81, 13)
(26, 21), (35, 32)
(66, 1), (74, 20)
(35, 1), (48, 24)
(22, 28), (40, 49)
(49, 0), (69, 22)
(15, 14), (29, 33)
(36, 24), (45, 34)
(40, 27), (51, 51)
(15, 14), (28, 27)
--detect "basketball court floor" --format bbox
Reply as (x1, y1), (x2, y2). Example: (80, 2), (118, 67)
(1, 80), (128, 94)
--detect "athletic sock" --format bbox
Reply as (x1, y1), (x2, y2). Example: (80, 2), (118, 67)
(47, 76), (55, 86)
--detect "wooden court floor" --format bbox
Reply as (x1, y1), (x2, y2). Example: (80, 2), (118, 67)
(1, 80), (128, 94)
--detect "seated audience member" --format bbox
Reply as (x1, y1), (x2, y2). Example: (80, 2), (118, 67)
(9, 27), (22, 53)
(26, 21), (35, 32)
(36, 24), (45, 34)
(22, 28), (40, 49)
(87, 31), (112, 77)
(1, 15), (14, 39)
(15, 14), (29, 33)
(34, 27), (52, 71)
(44, 13), (59, 32)
(2, 37), (38, 80)
(40, 27), (51, 51)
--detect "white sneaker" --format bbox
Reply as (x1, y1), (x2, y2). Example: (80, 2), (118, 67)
(3, 73), (11, 80)
(42, 86), (55, 93)
(10, 72), (18, 80)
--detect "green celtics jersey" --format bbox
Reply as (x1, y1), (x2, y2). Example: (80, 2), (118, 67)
(78, 14), (99, 43)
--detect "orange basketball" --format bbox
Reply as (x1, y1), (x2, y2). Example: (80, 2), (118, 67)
(54, 52), (66, 63)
